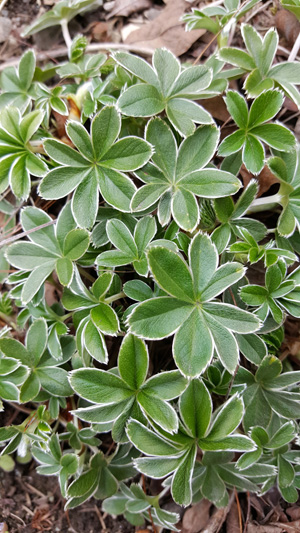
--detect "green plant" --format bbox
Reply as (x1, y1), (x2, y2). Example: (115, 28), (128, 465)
(0, 2), (300, 529)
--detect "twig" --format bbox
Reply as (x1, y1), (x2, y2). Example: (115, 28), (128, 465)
(244, 0), (272, 22)
(234, 488), (243, 533)
(289, 32), (300, 62)
(243, 492), (251, 533)
(203, 492), (234, 533)
(0, 219), (55, 247)
(0, 0), (8, 13)
(61, 20), (72, 50)
(0, 42), (154, 72)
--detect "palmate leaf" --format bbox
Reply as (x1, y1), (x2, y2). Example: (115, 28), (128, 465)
(0, 107), (48, 199)
(218, 90), (295, 175)
(114, 48), (213, 137)
(129, 233), (260, 376)
(96, 216), (157, 276)
(39, 106), (152, 228)
(22, 0), (102, 36)
(0, 50), (36, 112)
(6, 204), (89, 303)
(127, 390), (255, 506)
(71, 334), (187, 437)
(219, 24), (300, 108)
(131, 118), (241, 231)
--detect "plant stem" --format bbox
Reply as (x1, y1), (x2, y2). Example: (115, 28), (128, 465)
(104, 292), (125, 304)
(247, 193), (282, 214)
(61, 20), (72, 51)
(0, 311), (18, 330)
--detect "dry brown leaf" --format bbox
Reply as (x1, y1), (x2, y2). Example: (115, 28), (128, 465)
(286, 507), (300, 521)
(91, 21), (110, 41)
(201, 96), (229, 122)
(125, 0), (205, 56)
(226, 502), (240, 533)
(247, 524), (285, 533)
(182, 499), (212, 533)
(275, 9), (300, 48)
(106, 0), (152, 19)
(0, 523), (8, 533)
(240, 164), (280, 197)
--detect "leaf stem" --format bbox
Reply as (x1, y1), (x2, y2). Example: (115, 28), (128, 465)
(104, 292), (125, 304)
(61, 20), (72, 51)
(247, 193), (282, 214)
(0, 311), (18, 330)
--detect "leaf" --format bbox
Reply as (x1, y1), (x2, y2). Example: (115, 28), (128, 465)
(243, 134), (265, 174)
(173, 309), (213, 377)
(100, 137), (153, 172)
(56, 257), (73, 286)
(20, 372), (40, 402)
(172, 446), (197, 506)
(248, 90), (283, 128)
(83, 320), (108, 363)
(6, 242), (57, 270)
(37, 367), (73, 397)
(70, 368), (133, 404)
(176, 125), (219, 178)
(90, 303), (119, 335)
(146, 118), (177, 180)
(219, 47), (256, 70)
(147, 247), (194, 302)
(179, 379), (212, 438)
(251, 124), (296, 151)
(63, 229), (90, 260)
(118, 84), (164, 117)
(20, 207), (59, 255)
(224, 90), (248, 129)
(128, 297), (194, 339)
(189, 232), (218, 297)
(141, 370), (187, 400)
(170, 65), (212, 97)
(138, 392), (178, 433)
(126, 419), (181, 456)
(203, 302), (260, 333)
(172, 188), (199, 231)
(200, 262), (245, 301)
(106, 219), (137, 257)
(207, 395), (244, 440)
(166, 98), (213, 137)
(153, 48), (180, 97)
(26, 318), (47, 364)
(118, 334), (148, 390)
(179, 169), (241, 197)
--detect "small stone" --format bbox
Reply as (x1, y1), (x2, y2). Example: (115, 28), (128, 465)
(0, 16), (12, 43)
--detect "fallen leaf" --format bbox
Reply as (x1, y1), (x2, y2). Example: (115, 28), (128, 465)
(106, 0), (152, 19)
(286, 507), (300, 520)
(226, 502), (241, 533)
(201, 96), (230, 122)
(182, 499), (212, 533)
(90, 21), (109, 41)
(240, 164), (280, 197)
(125, 0), (206, 56)
(275, 9), (300, 48)
(247, 525), (286, 533)
(0, 16), (12, 43)
(0, 523), (8, 533)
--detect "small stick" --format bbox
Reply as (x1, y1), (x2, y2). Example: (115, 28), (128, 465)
(0, 42), (154, 72)
(234, 488), (243, 533)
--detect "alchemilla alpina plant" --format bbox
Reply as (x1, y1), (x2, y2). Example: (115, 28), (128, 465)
(0, 0), (300, 528)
